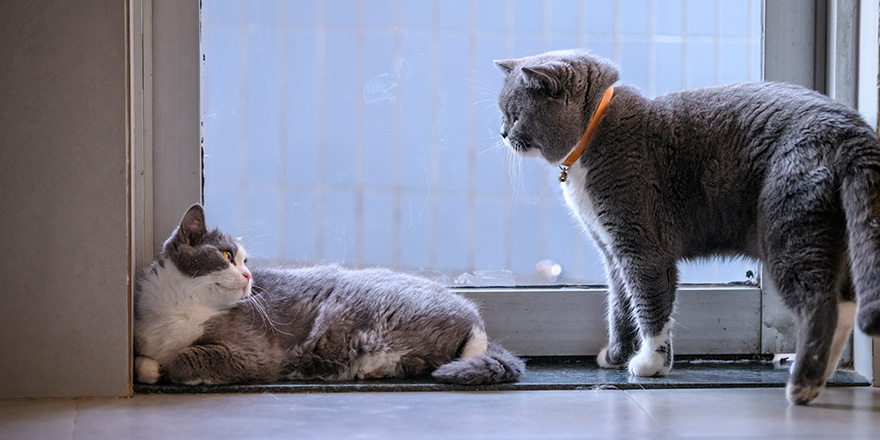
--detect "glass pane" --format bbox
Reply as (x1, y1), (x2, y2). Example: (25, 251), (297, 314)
(201, 0), (763, 286)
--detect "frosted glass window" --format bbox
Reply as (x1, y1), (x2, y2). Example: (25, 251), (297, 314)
(202, 0), (763, 286)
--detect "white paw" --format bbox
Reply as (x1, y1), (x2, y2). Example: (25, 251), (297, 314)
(786, 382), (822, 405)
(628, 350), (671, 377)
(597, 347), (614, 368)
(135, 356), (162, 384)
(597, 347), (626, 368)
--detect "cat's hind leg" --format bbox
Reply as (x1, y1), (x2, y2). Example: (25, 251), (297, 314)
(823, 267), (857, 381)
(459, 324), (489, 359)
(784, 301), (838, 405)
(824, 300), (856, 381)
(762, 163), (847, 404)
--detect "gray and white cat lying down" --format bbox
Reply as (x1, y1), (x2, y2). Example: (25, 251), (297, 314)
(134, 204), (524, 386)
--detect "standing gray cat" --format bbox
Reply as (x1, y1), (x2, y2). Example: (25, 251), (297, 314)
(135, 204), (524, 386)
(495, 49), (880, 405)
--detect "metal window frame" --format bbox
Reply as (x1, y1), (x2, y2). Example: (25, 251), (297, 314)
(133, 0), (878, 381)
(130, 0), (201, 270)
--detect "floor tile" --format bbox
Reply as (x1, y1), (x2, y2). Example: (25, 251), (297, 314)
(625, 387), (880, 439)
(0, 399), (77, 440)
(73, 391), (655, 440)
(4, 388), (880, 440)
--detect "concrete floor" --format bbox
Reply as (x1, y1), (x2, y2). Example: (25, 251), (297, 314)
(3, 387), (880, 439)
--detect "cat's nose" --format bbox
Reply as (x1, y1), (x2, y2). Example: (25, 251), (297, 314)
(242, 271), (251, 281)
(500, 129), (508, 138)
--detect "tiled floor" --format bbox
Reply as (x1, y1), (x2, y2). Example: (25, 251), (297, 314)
(2, 387), (880, 439)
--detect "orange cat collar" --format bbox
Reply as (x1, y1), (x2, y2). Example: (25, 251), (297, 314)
(559, 86), (614, 183)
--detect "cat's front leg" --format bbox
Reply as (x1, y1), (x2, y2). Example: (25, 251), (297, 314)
(628, 320), (673, 377)
(134, 356), (162, 384)
(165, 347), (215, 385)
(165, 343), (247, 385)
(595, 242), (638, 368)
(620, 256), (677, 377)
(597, 289), (639, 368)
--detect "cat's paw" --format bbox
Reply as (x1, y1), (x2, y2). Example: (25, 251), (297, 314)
(135, 356), (162, 384)
(627, 350), (671, 377)
(597, 347), (626, 369)
(164, 360), (209, 385)
(786, 381), (823, 405)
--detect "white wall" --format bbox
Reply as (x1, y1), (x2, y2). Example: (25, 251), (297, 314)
(0, 0), (130, 398)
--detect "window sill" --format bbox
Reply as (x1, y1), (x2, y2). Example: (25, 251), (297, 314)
(133, 358), (869, 395)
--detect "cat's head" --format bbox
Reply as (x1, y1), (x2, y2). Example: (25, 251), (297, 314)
(495, 49), (619, 164)
(157, 204), (252, 307)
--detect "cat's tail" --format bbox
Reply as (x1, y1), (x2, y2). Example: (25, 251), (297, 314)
(842, 145), (880, 336)
(431, 326), (525, 385)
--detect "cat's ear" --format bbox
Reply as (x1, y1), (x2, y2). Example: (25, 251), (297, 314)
(520, 62), (567, 96)
(494, 59), (517, 75)
(177, 204), (207, 246)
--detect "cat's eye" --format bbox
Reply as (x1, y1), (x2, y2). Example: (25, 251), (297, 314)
(222, 250), (234, 263)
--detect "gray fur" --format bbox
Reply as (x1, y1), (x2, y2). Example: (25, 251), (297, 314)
(495, 49), (880, 405)
(137, 205), (524, 386)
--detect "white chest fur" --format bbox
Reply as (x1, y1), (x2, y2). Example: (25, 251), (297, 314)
(134, 264), (228, 364)
(560, 163), (613, 247)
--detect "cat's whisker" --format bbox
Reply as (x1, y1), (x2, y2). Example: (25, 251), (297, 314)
(464, 81), (500, 96)
(240, 232), (273, 247)
(243, 251), (271, 261)
(246, 289), (296, 328)
(477, 145), (502, 156)
(504, 144), (528, 199)
(243, 294), (295, 337)
(480, 103), (502, 119)
(466, 68), (502, 91)
(480, 125), (505, 142)
(470, 97), (497, 107)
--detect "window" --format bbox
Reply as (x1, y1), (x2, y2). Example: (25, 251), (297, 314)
(194, 0), (777, 358)
(201, 0), (761, 287)
(134, 0), (879, 375)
